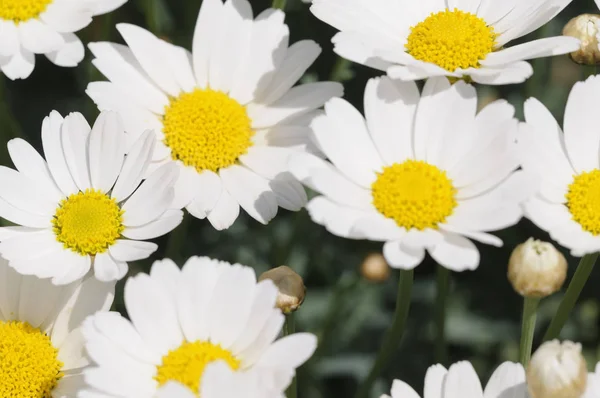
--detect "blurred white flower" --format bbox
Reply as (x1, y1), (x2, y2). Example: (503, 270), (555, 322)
(0, 110), (182, 285)
(291, 76), (532, 271)
(311, 0), (579, 84)
(80, 257), (317, 398)
(0, 256), (114, 398)
(0, 0), (127, 79)
(86, 0), (343, 230)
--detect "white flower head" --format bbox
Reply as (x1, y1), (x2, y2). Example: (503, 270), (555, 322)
(291, 76), (532, 271)
(519, 75), (600, 256)
(0, 110), (182, 285)
(80, 257), (317, 398)
(0, 256), (114, 398)
(0, 0), (128, 80)
(381, 361), (528, 398)
(86, 0), (343, 231)
(311, 0), (580, 85)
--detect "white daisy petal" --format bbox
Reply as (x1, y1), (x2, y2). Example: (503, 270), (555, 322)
(0, 46), (35, 80)
(88, 111), (126, 192)
(109, 240), (157, 262)
(186, 170), (222, 220)
(444, 361), (484, 398)
(41, 111), (79, 196)
(61, 112), (92, 192)
(94, 252), (126, 282)
(424, 364), (447, 398)
(483, 362), (526, 398)
(122, 210), (183, 241)
(207, 187), (240, 230)
(482, 36), (580, 66)
(0, 20), (19, 57)
(383, 241), (425, 270)
(0, 166), (57, 216)
(192, 0), (224, 88)
(390, 380), (421, 398)
(468, 62), (533, 85)
(40, 2), (92, 33)
(111, 130), (155, 202)
(45, 32), (84, 67)
(86, 0), (129, 15)
(429, 232), (480, 272)
(18, 19), (63, 54)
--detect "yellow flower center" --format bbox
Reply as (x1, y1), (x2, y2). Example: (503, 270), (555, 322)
(52, 189), (124, 256)
(0, 0), (53, 23)
(405, 8), (496, 72)
(566, 169), (600, 235)
(155, 340), (241, 395)
(0, 321), (64, 398)
(162, 88), (254, 173)
(371, 160), (457, 230)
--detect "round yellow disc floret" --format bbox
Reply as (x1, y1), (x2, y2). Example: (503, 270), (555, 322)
(162, 88), (254, 173)
(0, 0), (53, 23)
(52, 189), (124, 256)
(155, 340), (241, 394)
(372, 160), (457, 230)
(566, 169), (600, 235)
(405, 8), (497, 72)
(0, 320), (64, 398)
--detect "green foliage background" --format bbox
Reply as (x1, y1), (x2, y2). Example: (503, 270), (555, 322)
(1, 0), (600, 396)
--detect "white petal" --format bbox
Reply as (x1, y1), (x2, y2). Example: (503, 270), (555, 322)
(40, 2), (92, 32)
(186, 170), (222, 219)
(192, 0), (224, 88)
(94, 252), (127, 282)
(45, 32), (84, 67)
(468, 62), (533, 85)
(111, 130), (156, 202)
(0, 166), (57, 216)
(383, 241), (425, 269)
(88, 111), (126, 192)
(429, 232), (480, 271)
(483, 362), (526, 398)
(86, 0), (128, 15)
(482, 37), (581, 66)
(109, 240), (157, 262)
(424, 364), (447, 398)
(390, 380), (421, 398)
(41, 110), (78, 196)
(61, 112), (92, 191)
(122, 210), (183, 240)
(444, 361), (483, 398)
(0, 46), (35, 80)
(207, 186), (240, 230)
(269, 176), (307, 211)
(18, 19), (63, 53)
(0, 20), (19, 57)
(171, 165), (202, 209)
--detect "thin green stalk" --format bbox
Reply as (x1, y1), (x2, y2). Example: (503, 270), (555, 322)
(284, 314), (296, 398)
(354, 270), (414, 398)
(543, 253), (599, 341)
(434, 266), (450, 364)
(272, 0), (287, 10)
(519, 297), (540, 366)
(164, 215), (190, 262)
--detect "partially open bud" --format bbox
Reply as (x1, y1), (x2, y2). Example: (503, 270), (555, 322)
(259, 266), (305, 314)
(508, 238), (567, 298)
(527, 340), (588, 398)
(360, 253), (390, 283)
(563, 14), (600, 65)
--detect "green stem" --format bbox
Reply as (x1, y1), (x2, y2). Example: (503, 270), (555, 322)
(543, 253), (599, 341)
(354, 270), (414, 398)
(164, 215), (190, 262)
(434, 266), (450, 364)
(284, 314), (297, 398)
(272, 0), (287, 10)
(519, 297), (540, 366)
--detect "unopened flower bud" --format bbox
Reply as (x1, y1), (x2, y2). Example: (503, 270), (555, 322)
(259, 266), (305, 314)
(360, 253), (390, 283)
(563, 14), (600, 65)
(508, 238), (567, 298)
(527, 340), (588, 398)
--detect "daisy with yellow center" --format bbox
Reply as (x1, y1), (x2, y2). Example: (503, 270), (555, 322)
(520, 75), (600, 257)
(0, 0), (127, 80)
(0, 255), (114, 398)
(291, 76), (532, 271)
(86, 0), (343, 231)
(311, 0), (580, 84)
(0, 110), (182, 285)
(79, 257), (317, 398)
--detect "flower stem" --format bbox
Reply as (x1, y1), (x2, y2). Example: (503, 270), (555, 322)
(519, 296), (540, 366)
(272, 0), (287, 10)
(543, 253), (599, 341)
(284, 313), (296, 398)
(354, 270), (414, 398)
(434, 265), (450, 364)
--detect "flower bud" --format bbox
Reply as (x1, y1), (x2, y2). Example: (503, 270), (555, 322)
(259, 266), (305, 314)
(563, 14), (600, 65)
(360, 253), (390, 283)
(527, 340), (588, 398)
(508, 238), (567, 298)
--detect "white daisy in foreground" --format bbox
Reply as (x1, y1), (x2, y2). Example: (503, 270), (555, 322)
(311, 0), (579, 84)
(0, 256), (114, 398)
(0, 110), (182, 285)
(86, 0), (343, 231)
(519, 75), (600, 256)
(381, 361), (527, 398)
(291, 76), (532, 271)
(80, 257), (317, 397)
(0, 0), (127, 80)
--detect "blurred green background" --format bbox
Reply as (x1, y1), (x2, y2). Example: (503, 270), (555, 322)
(2, 0), (600, 396)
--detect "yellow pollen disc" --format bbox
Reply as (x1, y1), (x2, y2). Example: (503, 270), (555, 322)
(0, 321), (64, 398)
(566, 169), (600, 235)
(0, 0), (53, 23)
(162, 88), (254, 173)
(372, 160), (457, 230)
(405, 8), (496, 72)
(52, 189), (124, 256)
(155, 340), (241, 395)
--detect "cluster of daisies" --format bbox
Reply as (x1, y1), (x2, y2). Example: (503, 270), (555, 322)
(0, 0), (599, 396)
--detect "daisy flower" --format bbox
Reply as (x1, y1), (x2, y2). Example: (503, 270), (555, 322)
(0, 0), (127, 80)
(310, 0), (580, 84)
(0, 255), (114, 398)
(0, 110), (182, 285)
(79, 257), (317, 397)
(86, 0), (343, 231)
(519, 75), (600, 256)
(291, 77), (532, 271)
(381, 361), (527, 398)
